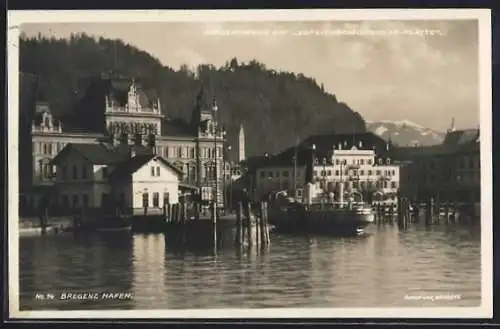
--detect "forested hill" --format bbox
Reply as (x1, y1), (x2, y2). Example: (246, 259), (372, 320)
(19, 33), (366, 157)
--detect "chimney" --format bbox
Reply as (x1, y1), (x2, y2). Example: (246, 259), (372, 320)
(305, 144), (316, 184)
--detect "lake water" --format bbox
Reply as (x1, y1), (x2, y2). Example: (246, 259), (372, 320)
(18, 222), (481, 310)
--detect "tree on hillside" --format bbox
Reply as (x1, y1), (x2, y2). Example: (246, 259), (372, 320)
(19, 33), (366, 157)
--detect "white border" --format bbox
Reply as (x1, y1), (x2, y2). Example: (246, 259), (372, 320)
(7, 9), (492, 319)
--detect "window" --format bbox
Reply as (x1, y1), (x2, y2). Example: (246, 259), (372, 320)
(152, 192), (159, 207)
(156, 166), (160, 177)
(72, 166), (78, 179)
(368, 159), (372, 165)
(391, 182), (397, 188)
(268, 172), (273, 178)
(142, 193), (149, 208)
(178, 147), (182, 158)
(321, 170), (326, 176)
(392, 170), (396, 176)
(47, 143), (52, 155)
(118, 193), (125, 206)
(360, 159), (364, 165)
(283, 171), (289, 177)
(376, 170), (381, 175)
(43, 144), (48, 155)
(101, 194), (109, 207)
(62, 195), (69, 208)
(163, 192), (170, 205)
(368, 170), (372, 176)
(82, 195), (89, 208)
(102, 167), (108, 179)
(151, 167), (155, 177)
(335, 159), (340, 165)
(190, 148), (195, 158)
(360, 170), (364, 176)
(260, 171), (265, 178)
(383, 181), (388, 188)
(81, 165), (87, 179)
(276, 171), (281, 178)
(335, 170), (339, 176)
(72, 195), (79, 208)
(327, 170), (332, 176)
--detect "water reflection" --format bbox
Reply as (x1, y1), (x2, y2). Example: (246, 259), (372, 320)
(19, 223), (481, 310)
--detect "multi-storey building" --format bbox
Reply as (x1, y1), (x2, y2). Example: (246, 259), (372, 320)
(19, 72), (227, 215)
(252, 133), (401, 206)
(398, 126), (480, 204)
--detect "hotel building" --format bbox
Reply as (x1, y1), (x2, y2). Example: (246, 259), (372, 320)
(19, 72), (230, 215)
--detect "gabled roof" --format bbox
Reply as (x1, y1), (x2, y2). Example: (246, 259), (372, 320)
(51, 143), (126, 165)
(108, 154), (183, 180)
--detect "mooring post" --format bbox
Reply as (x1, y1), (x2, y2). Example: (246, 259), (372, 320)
(413, 201), (418, 224)
(235, 202), (243, 247)
(425, 197), (433, 226)
(255, 205), (260, 246)
(245, 202), (253, 247)
(212, 201), (218, 249)
(264, 201), (270, 244)
(182, 201), (188, 245)
(397, 197), (402, 228)
(259, 201), (266, 245)
(41, 207), (48, 234)
(177, 203), (182, 223)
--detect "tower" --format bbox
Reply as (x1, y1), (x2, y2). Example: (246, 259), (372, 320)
(238, 123), (246, 163)
(447, 117), (456, 134)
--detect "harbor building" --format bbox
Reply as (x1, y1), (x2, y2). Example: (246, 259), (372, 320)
(19, 72), (227, 216)
(251, 132), (401, 207)
(397, 123), (480, 205)
(51, 143), (183, 213)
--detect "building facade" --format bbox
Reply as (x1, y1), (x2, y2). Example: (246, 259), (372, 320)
(51, 143), (182, 214)
(399, 128), (480, 204)
(253, 134), (401, 206)
(19, 73), (227, 216)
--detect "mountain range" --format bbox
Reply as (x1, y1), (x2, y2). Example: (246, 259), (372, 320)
(366, 120), (446, 146)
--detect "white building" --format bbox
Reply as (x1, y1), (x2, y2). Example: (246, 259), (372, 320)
(51, 143), (182, 214)
(254, 142), (400, 206)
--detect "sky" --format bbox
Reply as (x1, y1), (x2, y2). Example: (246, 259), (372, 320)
(21, 19), (480, 132)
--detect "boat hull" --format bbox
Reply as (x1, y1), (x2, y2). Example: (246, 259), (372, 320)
(269, 204), (374, 236)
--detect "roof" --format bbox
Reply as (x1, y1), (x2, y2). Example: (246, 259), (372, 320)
(51, 143), (127, 165)
(108, 154), (183, 180)
(397, 129), (480, 159)
(106, 78), (159, 110)
(161, 118), (195, 137)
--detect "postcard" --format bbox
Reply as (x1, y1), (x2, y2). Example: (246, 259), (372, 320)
(7, 8), (492, 319)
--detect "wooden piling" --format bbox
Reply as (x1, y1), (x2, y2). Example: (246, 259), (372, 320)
(263, 201), (270, 244)
(425, 198), (434, 226)
(413, 203), (420, 224)
(212, 201), (218, 249)
(259, 201), (266, 245)
(245, 202), (252, 246)
(235, 202), (243, 247)
(40, 207), (48, 234)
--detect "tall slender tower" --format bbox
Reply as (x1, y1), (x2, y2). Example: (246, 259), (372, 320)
(238, 123), (246, 163)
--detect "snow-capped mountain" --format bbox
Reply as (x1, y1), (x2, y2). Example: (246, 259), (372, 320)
(366, 120), (445, 146)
